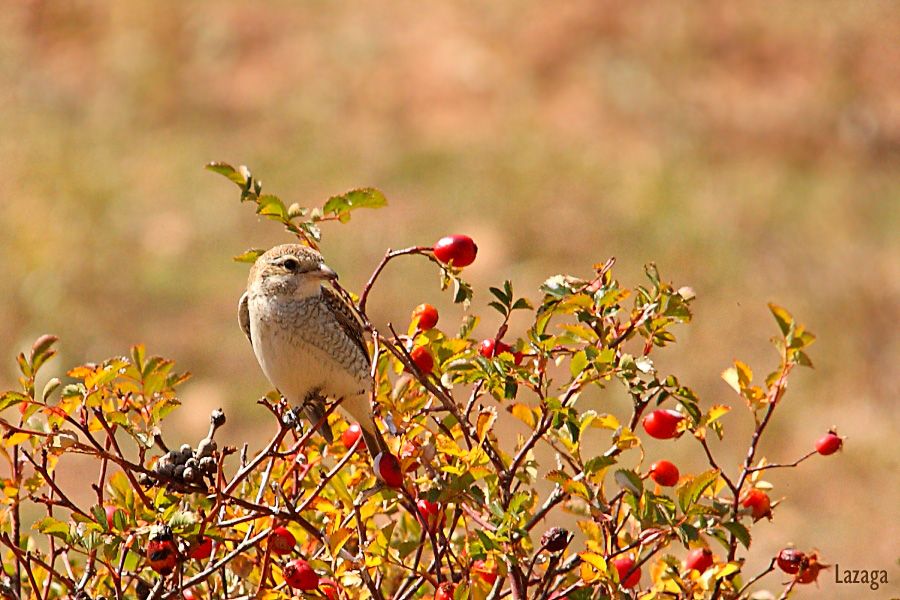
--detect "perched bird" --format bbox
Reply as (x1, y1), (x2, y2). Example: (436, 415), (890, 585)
(239, 244), (385, 454)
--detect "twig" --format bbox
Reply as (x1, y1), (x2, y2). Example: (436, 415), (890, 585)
(745, 450), (816, 473)
(358, 246), (429, 315)
(736, 557), (776, 598)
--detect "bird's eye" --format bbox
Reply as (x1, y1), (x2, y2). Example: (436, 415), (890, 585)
(282, 258), (299, 271)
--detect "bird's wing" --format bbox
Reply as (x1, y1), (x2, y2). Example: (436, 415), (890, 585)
(238, 292), (252, 344)
(321, 287), (370, 364)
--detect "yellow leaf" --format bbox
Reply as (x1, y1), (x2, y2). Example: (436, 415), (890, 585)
(734, 361), (753, 387)
(577, 519), (603, 542)
(721, 367), (740, 394)
(364, 554), (383, 568)
(5, 432), (30, 447)
(706, 404), (731, 424)
(509, 403), (536, 428)
(580, 561), (600, 583)
(328, 527), (353, 557)
(435, 436), (466, 458)
(476, 408), (497, 443)
(590, 413), (619, 430)
(713, 561), (741, 580)
(578, 551), (607, 572)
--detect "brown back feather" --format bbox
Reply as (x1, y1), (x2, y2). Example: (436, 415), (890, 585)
(321, 287), (370, 364)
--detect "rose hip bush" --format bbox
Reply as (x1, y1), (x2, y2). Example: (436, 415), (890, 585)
(0, 163), (841, 599)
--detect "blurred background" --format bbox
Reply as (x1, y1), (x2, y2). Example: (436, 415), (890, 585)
(1, 2), (897, 597)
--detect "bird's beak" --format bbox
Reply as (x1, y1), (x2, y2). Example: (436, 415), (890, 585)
(316, 264), (338, 281)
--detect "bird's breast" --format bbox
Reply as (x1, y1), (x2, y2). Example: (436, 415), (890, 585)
(248, 295), (370, 402)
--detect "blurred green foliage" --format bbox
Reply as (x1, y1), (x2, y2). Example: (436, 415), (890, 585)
(1, 3), (897, 597)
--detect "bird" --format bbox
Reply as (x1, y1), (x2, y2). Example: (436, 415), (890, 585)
(238, 244), (386, 455)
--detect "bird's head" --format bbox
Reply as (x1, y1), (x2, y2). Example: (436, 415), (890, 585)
(248, 244), (338, 298)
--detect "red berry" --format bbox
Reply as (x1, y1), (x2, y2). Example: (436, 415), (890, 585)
(104, 505), (123, 530)
(776, 548), (807, 575)
(412, 304), (439, 330)
(433, 235), (478, 268)
(374, 452), (404, 488)
(268, 526), (296, 555)
(479, 338), (511, 358)
(283, 558), (319, 590)
(341, 423), (363, 451)
(685, 548), (714, 573)
(648, 460), (680, 487)
(188, 536), (213, 560)
(472, 559), (498, 586)
(319, 578), (339, 600)
(416, 498), (444, 532)
(611, 555), (641, 588)
(642, 409), (684, 439)
(409, 346), (434, 374)
(796, 553), (826, 584)
(740, 489), (772, 521)
(147, 527), (177, 575)
(815, 432), (842, 455)
(435, 582), (456, 600)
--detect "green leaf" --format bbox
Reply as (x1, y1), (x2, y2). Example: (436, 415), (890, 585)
(644, 262), (661, 287)
(489, 285), (511, 306)
(0, 391), (27, 411)
(167, 510), (197, 530)
(677, 469), (719, 513)
(570, 350), (589, 378)
(323, 188), (388, 221)
(584, 456), (616, 477)
(233, 248), (265, 263)
(30, 334), (59, 373)
(452, 277), (473, 306)
(256, 194), (287, 220)
(205, 161), (247, 186)
(722, 520), (751, 549)
(34, 517), (71, 541)
(512, 298), (533, 311)
(614, 469), (643, 496)
(488, 301), (508, 317)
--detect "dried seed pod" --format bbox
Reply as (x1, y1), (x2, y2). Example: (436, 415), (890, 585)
(199, 456), (216, 474)
(210, 408), (226, 429)
(541, 527), (570, 552)
(197, 438), (217, 459)
(179, 444), (194, 461)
